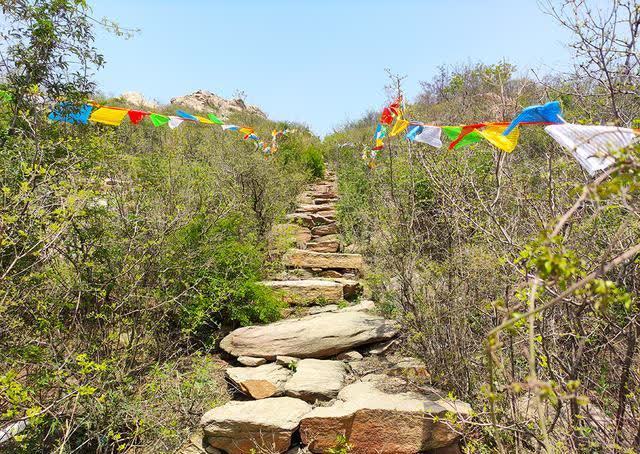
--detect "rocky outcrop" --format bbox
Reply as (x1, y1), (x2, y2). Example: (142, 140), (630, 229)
(201, 397), (312, 454)
(299, 376), (471, 453)
(170, 89), (266, 118)
(284, 359), (348, 403)
(220, 311), (398, 359)
(118, 91), (158, 109)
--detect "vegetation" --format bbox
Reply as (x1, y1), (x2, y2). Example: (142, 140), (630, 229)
(0, 1), (323, 451)
(1, 0), (639, 453)
(325, 2), (640, 452)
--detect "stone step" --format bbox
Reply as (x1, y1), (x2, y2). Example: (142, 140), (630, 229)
(260, 278), (361, 304)
(311, 223), (338, 236)
(296, 203), (335, 214)
(259, 279), (344, 305)
(283, 249), (363, 271)
(306, 238), (340, 253)
(220, 310), (398, 359)
(201, 397), (312, 454)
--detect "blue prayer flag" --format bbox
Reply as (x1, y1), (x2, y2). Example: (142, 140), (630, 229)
(176, 110), (199, 121)
(406, 125), (424, 141)
(48, 103), (93, 124)
(503, 101), (563, 135)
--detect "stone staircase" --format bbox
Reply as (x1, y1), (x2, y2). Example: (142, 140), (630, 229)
(180, 172), (471, 454)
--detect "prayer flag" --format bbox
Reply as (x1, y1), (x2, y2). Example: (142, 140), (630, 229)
(478, 124), (520, 152)
(239, 127), (254, 135)
(443, 126), (483, 149)
(150, 114), (170, 127)
(412, 125), (443, 148)
(195, 115), (215, 125)
(89, 107), (129, 126)
(207, 113), (224, 125)
(374, 124), (387, 140)
(504, 101), (563, 135)
(545, 124), (638, 175)
(48, 103), (93, 124)
(380, 107), (395, 125)
(390, 118), (410, 137)
(168, 116), (184, 129)
(176, 110), (198, 121)
(128, 110), (148, 125)
(222, 124), (239, 131)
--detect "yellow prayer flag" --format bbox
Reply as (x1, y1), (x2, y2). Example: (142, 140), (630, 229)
(239, 127), (254, 135)
(389, 118), (410, 137)
(89, 107), (129, 126)
(478, 124), (520, 152)
(375, 138), (384, 148)
(195, 115), (215, 125)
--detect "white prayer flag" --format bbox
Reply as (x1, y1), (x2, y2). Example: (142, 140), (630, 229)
(545, 124), (638, 175)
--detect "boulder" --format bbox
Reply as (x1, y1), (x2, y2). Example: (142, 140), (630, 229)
(237, 356), (267, 367)
(119, 91), (158, 109)
(225, 363), (292, 399)
(299, 376), (471, 453)
(318, 270), (344, 278)
(285, 359), (348, 403)
(368, 339), (398, 355)
(220, 311), (398, 359)
(201, 397), (312, 454)
(259, 280), (343, 305)
(283, 250), (363, 271)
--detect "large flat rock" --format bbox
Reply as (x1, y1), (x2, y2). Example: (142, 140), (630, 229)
(299, 376), (472, 453)
(220, 311), (398, 359)
(285, 359), (348, 403)
(283, 249), (363, 271)
(259, 280), (343, 305)
(226, 363), (292, 399)
(201, 397), (312, 454)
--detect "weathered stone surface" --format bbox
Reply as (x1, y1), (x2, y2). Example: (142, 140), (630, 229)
(311, 223), (338, 236)
(237, 356), (267, 367)
(299, 376), (472, 453)
(307, 304), (339, 314)
(368, 339), (398, 355)
(275, 356), (299, 367)
(176, 429), (222, 454)
(318, 270), (343, 278)
(330, 278), (362, 299)
(286, 213), (315, 228)
(283, 250), (363, 271)
(259, 280), (343, 305)
(340, 299), (376, 312)
(296, 203), (335, 214)
(385, 357), (431, 382)
(306, 240), (340, 253)
(220, 311), (398, 359)
(201, 397), (312, 454)
(119, 91), (158, 109)
(337, 350), (363, 361)
(225, 363), (292, 399)
(285, 359), (348, 403)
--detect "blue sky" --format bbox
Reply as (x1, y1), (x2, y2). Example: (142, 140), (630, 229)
(90, 0), (574, 136)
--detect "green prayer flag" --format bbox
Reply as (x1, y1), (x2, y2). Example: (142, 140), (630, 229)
(150, 113), (170, 127)
(442, 126), (483, 149)
(207, 113), (223, 125)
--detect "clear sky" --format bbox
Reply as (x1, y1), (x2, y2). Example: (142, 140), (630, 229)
(90, 0), (574, 136)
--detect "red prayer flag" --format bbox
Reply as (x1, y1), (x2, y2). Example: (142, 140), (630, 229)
(380, 108), (394, 125)
(127, 110), (148, 125)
